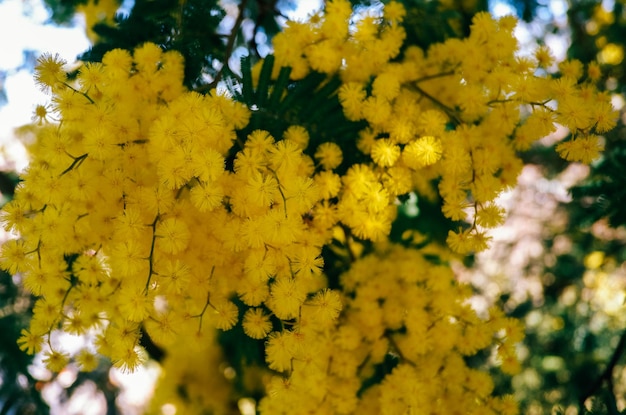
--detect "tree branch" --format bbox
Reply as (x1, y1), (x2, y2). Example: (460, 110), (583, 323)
(201, 0), (249, 92)
(579, 329), (626, 414)
(409, 83), (462, 125)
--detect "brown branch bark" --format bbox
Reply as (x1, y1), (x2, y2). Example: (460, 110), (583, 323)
(199, 0), (249, 92)
(579, 330), (626, 414)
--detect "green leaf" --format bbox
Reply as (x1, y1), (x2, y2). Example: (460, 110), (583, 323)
(268, 66), (292, 109)
(276, 71), (327, 116)
(241, 56), (254, 106)
(255, 54), (275, 108)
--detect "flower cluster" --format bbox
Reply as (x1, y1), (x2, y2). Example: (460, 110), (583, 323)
(257, 242), (522, 415)
(0, 0), (618, 414)
(271, 2), (617, 254)
(2, 42), (336, 373)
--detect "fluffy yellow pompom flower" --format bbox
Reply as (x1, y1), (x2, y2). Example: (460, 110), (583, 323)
(315, 170), (342, 199)
(43, 350), (70, 372)
(76, 349), (100, 372)
(535, 45), (554, 68)
(265, 331), (293, 372)
(243, 308), (273, 339)
(101, 48), (133, 76)
(269, 277), (307, 320)
(556, 135), (604, 164)
(283, 125), (310, 150)
(476, 203), (506, 228)
(383, 1), (406, 22)
(315, 142), (343, 170)
(0, 239), (32, 275)
(34, 53), (67, 92)
(370, 139), (400, 167)
(111, 345), (147, 373)
(17, 329), (42, 355)
(446, 228), (473, 254)
(309, 289), (342, 325)
(402, 136), (443, 169)
(155, 218), (191, 254)
(190, 182), (224, 212)
(212, 300), (239, 330)
(246, 172), (279, 208)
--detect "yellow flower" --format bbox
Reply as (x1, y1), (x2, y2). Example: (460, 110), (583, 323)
(361, 96), (392, 127)
(315, 142), (343, 170)
(476, 204), (505, 228)
(133, 42), (163, 73)
(34, 53), (67, 92)
(283, 176), (319, 215)
(283, 125), (310, 150)
(101, 48), (133, 77)
(265, 331), (294, 372)
(309, 289), (342, 324)
(269, 277), (307, 320)
(370, 139), (400, 167)
(79, 62), (106, 91)
(246, 171), (279, 208)
(557, 97), (592, 130)
(373, 73), (401, 101)
(117, 286), (153, 322)
(246, 130), (275, 155)
(587, 61), (602, 80)
(559, 59), (584, 80)
(76, 349), (100, 372)
(446, 228), (473, 254)
(111, 345), (147, 373)
(190, 181), (224, 212)
(442, 195), (470, 221)
(0, 239), (32, 275)
(383, 1), (406, 22)
(243, 308), (272, 339)
(591, 100), (618, 133)
(306, 40), (343, 74)
(155, 217), (191, 254)
(556, 135), (604, 164)
(212, 300), (239, 330)
(144, 311), (178, 346)
(269, 139), (303, 174)
(238, 275), (270, 307)
(17, 329), (42, 355)
(43, 349), (70, 372)
(315, 171), (342, 199)
(191, 148), (225, 182)
(291, 245), (324, 277)
(535, 45), (554, 68)
(156, 259), (191, 295)
(402, 136), (443, 169)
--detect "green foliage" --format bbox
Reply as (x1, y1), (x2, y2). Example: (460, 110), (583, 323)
(400, 0), (488, 49)
(570, 142), (626, 229)
(0, 270), (49, 415)
(40, 0), (92, 25)
(0, 173), (122, 414)
(0, 172), (45, 415)
(232, 55), (367, 171)
(80, 0), (225, 89)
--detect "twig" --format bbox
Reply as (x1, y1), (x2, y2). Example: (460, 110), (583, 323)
(410, 83), (462, 125)
(201, 0), (249, 92)
(414, 70), (456, 84)
(61, 153), (88, 175)
(579, 330), (626, 414)
(144, 215), (160, 293)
